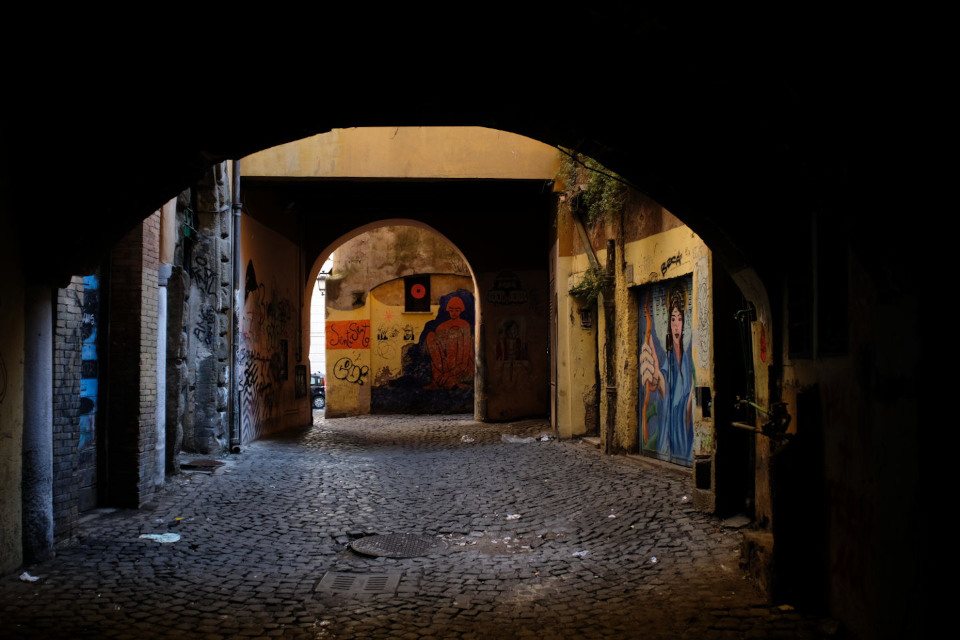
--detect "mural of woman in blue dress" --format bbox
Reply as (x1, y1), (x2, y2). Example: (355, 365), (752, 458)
(639, 278), (695, 466)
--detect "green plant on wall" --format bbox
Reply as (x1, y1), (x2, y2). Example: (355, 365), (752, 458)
(568, 265), (607, 306)
(558, 149), (628, 225)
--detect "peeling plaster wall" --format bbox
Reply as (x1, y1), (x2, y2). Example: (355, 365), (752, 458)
(478, 269), (550, 421)
(0, 218), (24, 573)
(553, 220), (599, 438)
(323, 225), (469, 312)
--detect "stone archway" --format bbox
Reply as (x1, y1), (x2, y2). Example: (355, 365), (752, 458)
(2, 12), (919, 636)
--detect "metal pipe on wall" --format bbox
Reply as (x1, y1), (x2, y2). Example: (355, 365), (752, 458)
(156, 264), (168, 485)
(602, 239), (617, 454)
(229, 160), (242, 453)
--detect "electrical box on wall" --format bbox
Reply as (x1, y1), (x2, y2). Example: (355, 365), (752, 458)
(697, 386), (712, 418)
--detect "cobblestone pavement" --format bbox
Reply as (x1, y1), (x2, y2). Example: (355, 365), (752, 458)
(1, 414), (845, 639)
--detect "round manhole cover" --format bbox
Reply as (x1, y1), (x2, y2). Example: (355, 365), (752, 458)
(349, 533), (448, 558)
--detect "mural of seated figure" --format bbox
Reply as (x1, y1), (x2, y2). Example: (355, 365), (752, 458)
(425, 294), (474, 389)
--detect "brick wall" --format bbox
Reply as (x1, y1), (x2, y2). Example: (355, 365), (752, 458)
(52, 272), (101, 544)
(52, 277), (83, 543)
(105, 212), (161, 507)
(140, 211), (160, 491)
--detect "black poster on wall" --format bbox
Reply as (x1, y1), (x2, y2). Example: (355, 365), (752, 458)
(404, 275), (431, 312)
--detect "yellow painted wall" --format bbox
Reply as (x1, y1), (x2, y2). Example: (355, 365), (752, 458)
(158, 198), (177, 265)
(553, 225), (600, 438)
(325, 274), (476, 417)
(324, 305), (373, 417)
(242, 127), (559, 180)
(368, 276), (474, 389)
(555, 213), (716, 463)
(369, 279), (413, 386)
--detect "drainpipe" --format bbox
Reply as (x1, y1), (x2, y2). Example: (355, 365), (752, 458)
(570, 208), (600, 271)
(156, 262), (168, 486)
(602, 239), (617, 454)
(228, 160), (242, 453)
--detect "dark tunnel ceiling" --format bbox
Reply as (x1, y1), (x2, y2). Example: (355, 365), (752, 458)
(3, 7), (898, 289)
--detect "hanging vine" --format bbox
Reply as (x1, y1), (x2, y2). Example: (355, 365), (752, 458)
(557, 148), (629, 225)
(568, 264), (607, 306)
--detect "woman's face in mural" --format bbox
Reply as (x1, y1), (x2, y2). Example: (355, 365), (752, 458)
(446, 297), (465, 320)
(670, 307), (683, 350)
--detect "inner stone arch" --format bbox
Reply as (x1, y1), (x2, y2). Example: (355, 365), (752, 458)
(310, 220), (480, 417)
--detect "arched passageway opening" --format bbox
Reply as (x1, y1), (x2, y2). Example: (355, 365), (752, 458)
(308, 220), (480, 418)
(233, 126), (818, 617)
(238, 129), (765, 524)
(240, 151), (557, 428)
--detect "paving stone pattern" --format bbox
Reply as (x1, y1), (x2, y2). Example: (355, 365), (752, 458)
(1, 414), (844, 639)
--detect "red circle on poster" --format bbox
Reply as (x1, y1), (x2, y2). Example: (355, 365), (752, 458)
(411, 284), (426, 299)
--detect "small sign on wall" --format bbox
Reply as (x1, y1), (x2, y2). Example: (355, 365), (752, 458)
(294, 365), (307, 398)
(405, 275), (431, 312)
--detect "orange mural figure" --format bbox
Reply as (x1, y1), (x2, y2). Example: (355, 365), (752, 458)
(425, 296), (474, 389)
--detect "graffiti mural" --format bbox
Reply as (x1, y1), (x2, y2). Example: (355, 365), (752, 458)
(333, 356), (370, 385)
(190, 255), (219, 295)
(371, 289), (475, 414)
(495, 317), (529, 383)
(265, 297), (293, 352)
(327, 320), (372, 349)
(487, 270), (529, 305)
(78, 274), (99, 451)
(375, 323), (405, 359)
(695, 255), (711, 371)
(424, 294), (474, 389)
(639, 276), (695, 466)
(238, 260), (295, 443)
(238, 347), (282, 444)
(660, 252), (682, 277)
(193, 304), (216, 346)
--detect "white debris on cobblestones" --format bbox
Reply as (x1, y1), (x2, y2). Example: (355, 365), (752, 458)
(137, 533), (181, 543)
